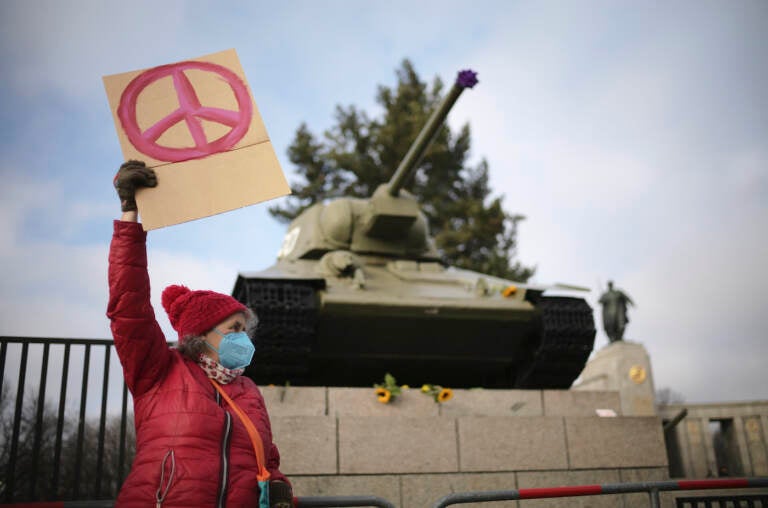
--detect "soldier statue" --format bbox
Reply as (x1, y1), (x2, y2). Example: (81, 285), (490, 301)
(599, 280), (634, 343)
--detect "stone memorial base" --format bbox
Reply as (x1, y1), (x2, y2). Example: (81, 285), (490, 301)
(573, 340), (657, 416)
(264, 386), (668, 508)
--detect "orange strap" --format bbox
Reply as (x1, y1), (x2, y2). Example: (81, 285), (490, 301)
(210, 379), (270, 482)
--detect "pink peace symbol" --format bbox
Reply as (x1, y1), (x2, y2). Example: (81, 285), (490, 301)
(117, 60), (253, 162)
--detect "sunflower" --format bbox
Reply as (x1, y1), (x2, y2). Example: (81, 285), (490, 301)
(376, 387), (392, 404)
(421, 384), (431, 393)
(437, 388), (453, 403)
(502, 285), (517, 297)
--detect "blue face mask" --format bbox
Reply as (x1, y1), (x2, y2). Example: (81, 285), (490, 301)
(205, 329), (255, 370)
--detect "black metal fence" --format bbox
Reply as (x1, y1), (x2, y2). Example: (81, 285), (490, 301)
(0, 336), (134, 503)
(676, 494), (766, 507)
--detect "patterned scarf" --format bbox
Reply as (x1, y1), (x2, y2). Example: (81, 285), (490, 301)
(197, 353), (244, 384)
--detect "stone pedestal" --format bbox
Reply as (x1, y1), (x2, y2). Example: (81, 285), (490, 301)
(573, 341), (656, 416)
(264, 385), (669, 507)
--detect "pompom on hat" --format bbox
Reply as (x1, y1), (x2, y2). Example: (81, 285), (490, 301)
(161, 284), (248, 341)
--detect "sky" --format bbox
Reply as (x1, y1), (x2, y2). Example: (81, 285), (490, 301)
(0, 0), (766, 406)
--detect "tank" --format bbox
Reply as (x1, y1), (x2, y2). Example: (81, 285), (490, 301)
(233, 70), (596, 389)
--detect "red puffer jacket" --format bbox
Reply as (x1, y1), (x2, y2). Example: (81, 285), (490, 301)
(107, 220), (288, 507)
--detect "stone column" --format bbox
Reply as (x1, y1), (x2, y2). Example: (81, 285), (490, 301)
(573, 341), (656, 416)
(702, 418), (718, 476)
(733, 415), (753, 476)
(674, 422), (694, 478)
(684, 418), (711, 478)
(744, 415), (768, 475)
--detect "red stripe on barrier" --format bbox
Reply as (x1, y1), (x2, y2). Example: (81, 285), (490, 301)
(518, 485), (604, 499)
(677, 478), (750, 490)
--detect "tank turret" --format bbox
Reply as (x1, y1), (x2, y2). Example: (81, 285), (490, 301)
(278, 70), (478, 262)
(363, 70), (478, 239)
(234, 69), (596, 389)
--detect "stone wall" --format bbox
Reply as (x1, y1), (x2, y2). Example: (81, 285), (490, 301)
(659, 400), (768, 478)
(264, 387), (668, 507)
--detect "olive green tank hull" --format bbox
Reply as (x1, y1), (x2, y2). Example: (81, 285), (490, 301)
(235, 278), (595, 389)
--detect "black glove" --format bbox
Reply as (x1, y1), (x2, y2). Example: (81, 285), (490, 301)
(113, 160), (157, 212)
(269, 480), (293, 508)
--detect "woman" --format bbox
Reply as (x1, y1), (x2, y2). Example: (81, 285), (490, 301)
(107, 160), (292, 507)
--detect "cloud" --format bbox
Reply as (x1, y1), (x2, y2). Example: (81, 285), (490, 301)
(0, 174), (251, 342)
(1, 0), (766, 405)
(623, 209), (768, 402)
(0, 0), (191, 100)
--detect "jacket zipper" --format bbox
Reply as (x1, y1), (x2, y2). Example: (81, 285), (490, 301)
(215, 390), (232, 508)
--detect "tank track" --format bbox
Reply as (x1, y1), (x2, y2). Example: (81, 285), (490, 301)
(241, 280), (318, 386)
(515, 296), (596, 389)
(240, 283), (594, 389)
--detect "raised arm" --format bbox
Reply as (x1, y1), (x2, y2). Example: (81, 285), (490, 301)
(106, 161), (169, 396)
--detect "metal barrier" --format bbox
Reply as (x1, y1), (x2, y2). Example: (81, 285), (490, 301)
(296, 496), (396, 508)
(0, 479), (766, 507)
(0, 337), (133, 503)
(432, 478), (768, 508)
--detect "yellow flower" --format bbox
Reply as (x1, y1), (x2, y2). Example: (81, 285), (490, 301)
(502, 285), (517, 297)
(421, 384), (431, 393)
(401, 384), (410, 390)
(376, 387), (392, 404)
(437, 388), (453, 403)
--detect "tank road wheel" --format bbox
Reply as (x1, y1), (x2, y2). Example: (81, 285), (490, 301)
(515, 296), (596, 389)
(240, 280), (319, 386)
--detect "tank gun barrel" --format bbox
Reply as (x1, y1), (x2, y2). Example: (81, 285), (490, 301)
(387, 69), (478, 197)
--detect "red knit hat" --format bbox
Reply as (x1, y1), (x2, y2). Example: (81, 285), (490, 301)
(161, 284), (248, 341)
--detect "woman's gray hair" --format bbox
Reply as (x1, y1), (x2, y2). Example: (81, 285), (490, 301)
(175, 309), (258, 361)
(176, 335), (208, 360)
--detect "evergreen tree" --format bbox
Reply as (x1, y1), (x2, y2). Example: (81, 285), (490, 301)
(270, 60), (534, 281)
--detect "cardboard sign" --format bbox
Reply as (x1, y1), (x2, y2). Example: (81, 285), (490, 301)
(103, 49), (290, 230)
